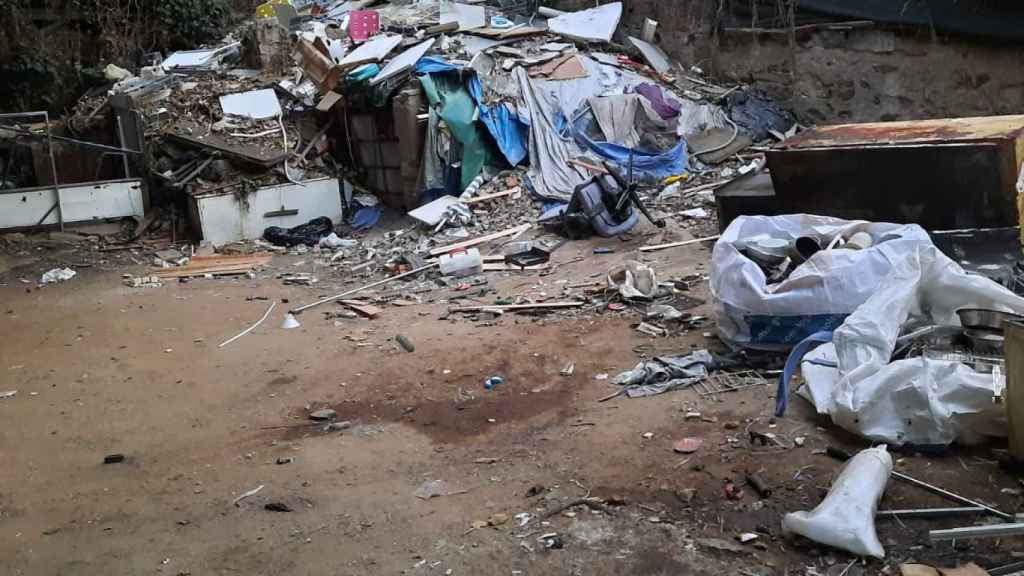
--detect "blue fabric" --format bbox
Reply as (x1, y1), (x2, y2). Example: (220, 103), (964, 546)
(416, 59), (528, 168)
(468, 75), (528, 166)
(350, 205), (382, 230)
(571, 115), (688, 180)
(415, 57), (461, 75)
(776, 331), (834, 417)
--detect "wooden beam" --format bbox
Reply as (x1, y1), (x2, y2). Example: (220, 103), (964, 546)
(639, 234), (721, 252)
(429, 223), (531, 256)
(464, 187), (520, 204)
(1004, 320), (1024, 460)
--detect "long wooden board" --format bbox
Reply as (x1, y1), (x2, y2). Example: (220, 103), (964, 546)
(429, 223), (531, 256)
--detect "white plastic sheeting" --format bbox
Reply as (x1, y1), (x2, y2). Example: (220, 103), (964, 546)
(711, 214), (929, 351)
(783, 446), (892, 558)
(797, 240), (1024, 445)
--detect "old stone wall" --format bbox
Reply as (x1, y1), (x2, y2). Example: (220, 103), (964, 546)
(613, 0), (1024, 124)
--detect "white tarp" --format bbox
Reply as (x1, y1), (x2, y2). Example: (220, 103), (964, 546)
(711, 214), (930, 351)
(797, 240), (1024, 445)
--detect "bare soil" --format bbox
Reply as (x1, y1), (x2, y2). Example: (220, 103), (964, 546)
(1, 228), (1022, 576)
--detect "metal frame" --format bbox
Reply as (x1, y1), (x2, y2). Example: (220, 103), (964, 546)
(694, 370), (768, 397)
(0, 111), (63, 230)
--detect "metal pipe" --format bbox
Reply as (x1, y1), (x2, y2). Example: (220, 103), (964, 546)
(43, 112), (63, 231)
(930, 522), (1024, 542)
(876, 507), (986, 519)
(115, 114), (131, 178)
(826, 446), (1014, 521)
(291, 263), (438, 315)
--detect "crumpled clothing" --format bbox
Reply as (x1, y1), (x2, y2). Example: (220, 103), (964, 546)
(588, 94), (670, 149)
(612, 350), (714, 397)
(607, 260), (657, 300)
(635, 83), (682, 119)
(41, 267), (76, 284)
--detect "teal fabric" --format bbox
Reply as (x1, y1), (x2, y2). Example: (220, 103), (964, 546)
(419, 73), (496, 191)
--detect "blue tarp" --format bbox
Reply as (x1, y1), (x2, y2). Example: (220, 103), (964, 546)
(572, 115), (688, 180)
(415, 57), (529, 167)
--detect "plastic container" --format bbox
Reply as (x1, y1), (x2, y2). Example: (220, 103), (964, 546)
(439, 248), (483, 277)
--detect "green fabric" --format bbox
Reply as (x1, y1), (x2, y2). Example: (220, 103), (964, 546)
(418, 74), (497, 191)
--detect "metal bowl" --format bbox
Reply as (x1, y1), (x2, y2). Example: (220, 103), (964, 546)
(745, 245), (787, 267)
(956, 308), (1024, 331)
(964, 328), (1005, 356)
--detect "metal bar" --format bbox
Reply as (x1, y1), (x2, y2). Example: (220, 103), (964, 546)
(827, 447), (1014, 521)
(876, 507), (986, 519)
(115, 114), (131, 178)
(3, 125), (142, 155)
(290, 263), (438, 315)
(990, 560), (1024, 576)
(43, 112), (63, 231)
(929, 522), (1024, 542)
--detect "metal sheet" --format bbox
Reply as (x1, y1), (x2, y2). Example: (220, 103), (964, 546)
(0, 179), (144, 230)
(780, 115), (1024, 150)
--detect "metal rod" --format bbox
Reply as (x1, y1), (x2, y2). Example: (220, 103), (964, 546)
(930, 522), (1024, 542)
(43, 112), (63, 231)
(827, 447), (1015, 521)
(876, 507), (986, 519)
(290, 263), (438, 315)
(115, 114), (131, 178)
(891, 470), (1014, 521)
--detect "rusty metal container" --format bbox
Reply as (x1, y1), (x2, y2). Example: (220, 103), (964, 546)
(766, 115), (1024, 230)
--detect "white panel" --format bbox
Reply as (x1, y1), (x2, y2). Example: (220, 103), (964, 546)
(193, 177), (342, 246)
(0, 179), (145, 230)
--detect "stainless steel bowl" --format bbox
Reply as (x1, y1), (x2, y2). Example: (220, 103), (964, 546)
(964, 328), (1004, 356)
(956, 308), (1024, 331)
(745, 245), (787, 267)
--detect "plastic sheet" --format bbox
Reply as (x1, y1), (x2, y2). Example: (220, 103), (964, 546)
(711, 214), (926, 351)
(263, 216), (333, 246)
(783, 446), (892, 558)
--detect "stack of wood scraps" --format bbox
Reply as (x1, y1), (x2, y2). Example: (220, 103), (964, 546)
(154, 253), (274, 279)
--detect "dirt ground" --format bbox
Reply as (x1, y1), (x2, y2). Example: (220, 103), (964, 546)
(2, 223), (1024, 576)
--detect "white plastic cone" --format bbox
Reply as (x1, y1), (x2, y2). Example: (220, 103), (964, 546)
(281, 313), (301, 329)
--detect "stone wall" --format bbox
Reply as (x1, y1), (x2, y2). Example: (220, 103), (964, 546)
(614, 0), (1024, 124)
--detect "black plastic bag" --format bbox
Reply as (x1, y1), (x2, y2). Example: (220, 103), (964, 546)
(263, 216), (333, 247)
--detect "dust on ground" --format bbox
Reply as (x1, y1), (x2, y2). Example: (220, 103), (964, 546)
(0, 225), (1021, 576)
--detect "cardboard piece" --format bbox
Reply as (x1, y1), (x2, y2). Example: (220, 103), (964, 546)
(370, 38), (436, 86)
(339, 34), (402, 69)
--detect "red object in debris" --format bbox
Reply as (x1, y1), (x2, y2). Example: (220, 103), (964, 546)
(608, 302), (626, 311)
(455, 282), (471, 291)
(723, 482), (744, 500)
(673, 437), (703, 454)
(348, 11), (380, 42)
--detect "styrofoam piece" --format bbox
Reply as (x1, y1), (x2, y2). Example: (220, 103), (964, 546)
(547, 2), (622, 43)
(219, 89), (282, 119)
(370, 38), (435, 86)
(408, 195), (464, 226)
(440, 2), (486, 30)
(339, 34), (402, 68)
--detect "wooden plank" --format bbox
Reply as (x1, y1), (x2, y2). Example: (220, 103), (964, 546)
(429, 223), (531, 256)
(1004, 320), (1024, 460)
(464, 187), (520, 205)
(339, 299), (382, 318)
(154, 253), (273, 278)
(639, 234), (720, 252)
(449, 301), (583, 312)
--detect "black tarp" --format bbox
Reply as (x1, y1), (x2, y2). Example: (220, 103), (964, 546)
(797, 0), (1024, 42)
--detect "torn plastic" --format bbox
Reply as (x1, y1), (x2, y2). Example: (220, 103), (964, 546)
(796, 241), (1024, 445)
(783, 446), (891, 558)
(607, 260), (657, 300)
(263, 217), (334, 247)
(611, 350), (713, 397)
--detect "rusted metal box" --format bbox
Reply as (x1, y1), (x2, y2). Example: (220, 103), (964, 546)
(766, 115), (1024, 230)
